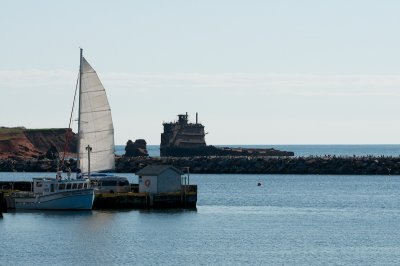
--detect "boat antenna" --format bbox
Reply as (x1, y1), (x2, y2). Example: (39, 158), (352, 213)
(76, 48), (83, 177)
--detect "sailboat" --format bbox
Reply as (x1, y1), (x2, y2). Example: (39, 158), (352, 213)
(13, 49), (114, 210)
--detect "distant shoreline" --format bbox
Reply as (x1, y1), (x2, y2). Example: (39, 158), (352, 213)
(117, 144), (400, 158)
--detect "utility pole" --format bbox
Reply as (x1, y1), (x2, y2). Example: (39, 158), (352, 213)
(86, 145), (92, 179)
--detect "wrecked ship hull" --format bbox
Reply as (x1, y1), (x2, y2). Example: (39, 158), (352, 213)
(160, 145), (294, 157)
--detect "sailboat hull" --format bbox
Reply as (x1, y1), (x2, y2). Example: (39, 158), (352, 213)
(14, 189), (95, 210)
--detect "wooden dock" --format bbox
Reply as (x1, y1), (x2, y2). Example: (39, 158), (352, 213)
(0, 192), (3, 217)
(0, 181), (197, 210)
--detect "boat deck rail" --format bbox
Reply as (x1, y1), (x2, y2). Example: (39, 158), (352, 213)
(95, 192), (148, 198)
(10, 191), (34, 198)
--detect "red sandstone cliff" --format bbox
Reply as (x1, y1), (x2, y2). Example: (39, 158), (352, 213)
(0, 127), (77, 159)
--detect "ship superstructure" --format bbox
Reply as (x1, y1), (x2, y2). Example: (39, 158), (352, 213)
(161, 113), (206, 152)
(160, 112), (294, 157)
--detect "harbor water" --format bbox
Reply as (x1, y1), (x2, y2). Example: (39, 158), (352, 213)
(2, 172), (400, 265)
(2, 145), (400, 265)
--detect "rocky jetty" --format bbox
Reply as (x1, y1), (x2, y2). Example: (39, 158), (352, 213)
(1, 155), (399, 175)
(114, 156), (397, 174)
(0, 157), (76, 172)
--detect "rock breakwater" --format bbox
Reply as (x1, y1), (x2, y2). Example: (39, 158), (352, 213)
(0, 156), (399, 175)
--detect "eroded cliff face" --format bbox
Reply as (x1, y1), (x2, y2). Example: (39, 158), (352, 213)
(0, 127), (77, 158)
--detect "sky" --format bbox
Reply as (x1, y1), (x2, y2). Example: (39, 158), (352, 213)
(1, 0), (400, 145)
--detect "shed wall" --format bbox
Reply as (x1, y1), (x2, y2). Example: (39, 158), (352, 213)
(139, 175), (158, 193)
(157, 169), (181, 193)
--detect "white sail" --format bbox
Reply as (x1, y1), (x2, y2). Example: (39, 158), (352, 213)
(78, 58), (115, 173)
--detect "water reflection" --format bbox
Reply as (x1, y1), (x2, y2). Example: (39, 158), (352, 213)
(6, 209), (93, 217)
(138, 208), (197, 214)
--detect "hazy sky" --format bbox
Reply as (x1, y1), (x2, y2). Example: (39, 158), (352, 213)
(1, 0), (400, 145)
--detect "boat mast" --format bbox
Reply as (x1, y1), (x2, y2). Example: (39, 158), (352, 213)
(77, 48), (83, 175)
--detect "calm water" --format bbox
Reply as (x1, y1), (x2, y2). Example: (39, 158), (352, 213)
(116, 144), (400, 157)
(2, 172), (400, 265)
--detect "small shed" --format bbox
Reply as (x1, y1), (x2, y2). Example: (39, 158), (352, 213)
(136, 165), (184, 193)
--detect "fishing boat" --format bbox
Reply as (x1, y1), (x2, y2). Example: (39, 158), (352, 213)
(13, 178), (94, 210)
(13, 49), (115, 210)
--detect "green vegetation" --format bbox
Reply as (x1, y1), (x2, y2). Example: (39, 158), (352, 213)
(25, 128), (66, 132)
(0, 127), (25, 140)
(0, 127), (68, 141)
(0, 127), (25, 133)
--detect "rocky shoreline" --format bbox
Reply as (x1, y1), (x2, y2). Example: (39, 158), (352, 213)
(0, 155), (399, 175)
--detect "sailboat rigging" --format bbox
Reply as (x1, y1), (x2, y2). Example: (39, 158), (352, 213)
(61, 48), (115, 176)
(11, 49), (115, 210)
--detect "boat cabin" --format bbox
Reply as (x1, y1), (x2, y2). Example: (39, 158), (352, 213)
(33, 178), (91, 196)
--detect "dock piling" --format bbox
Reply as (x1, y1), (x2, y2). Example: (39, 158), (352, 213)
(0, 192), (4, 217)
